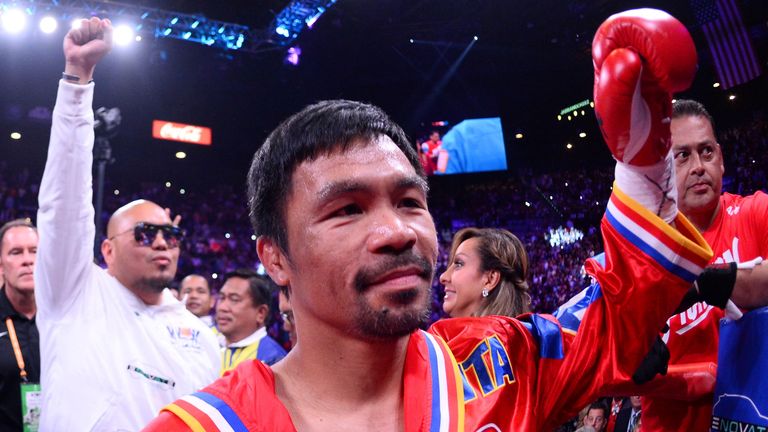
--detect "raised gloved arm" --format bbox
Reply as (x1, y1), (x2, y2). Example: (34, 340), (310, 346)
(593, 8), (698, 223)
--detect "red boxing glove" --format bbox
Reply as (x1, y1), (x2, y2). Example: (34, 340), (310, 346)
(593, 8), (697, 166)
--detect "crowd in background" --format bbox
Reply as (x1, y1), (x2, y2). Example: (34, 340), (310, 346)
(1, 114), (766, 347)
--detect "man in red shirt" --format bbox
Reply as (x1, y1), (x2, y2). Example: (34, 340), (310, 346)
(637, 100), (768, 431)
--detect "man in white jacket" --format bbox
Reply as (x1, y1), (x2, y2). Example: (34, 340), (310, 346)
(34, 17), (219, 430)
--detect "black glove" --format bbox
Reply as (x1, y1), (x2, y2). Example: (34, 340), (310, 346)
(632, 335), (670, 385)
(694, 262), (737, 309)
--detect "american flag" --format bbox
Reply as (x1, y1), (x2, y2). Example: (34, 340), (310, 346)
(691, 0), (762, 89)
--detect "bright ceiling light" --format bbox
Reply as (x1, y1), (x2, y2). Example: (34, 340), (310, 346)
(10, 132), (21, 140)
(578, 132), (586, 138)
(175, 151), (187, 159)
(2, 9), (27, 34)
(39, 16), (58, 34)
(114, 25), (134, 45)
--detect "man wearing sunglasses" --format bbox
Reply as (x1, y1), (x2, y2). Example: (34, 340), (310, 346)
(33, 18), (220, 431)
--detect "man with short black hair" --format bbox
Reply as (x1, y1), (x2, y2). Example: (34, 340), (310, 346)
(583, 401), (608, 432)
(217, 268), (286, 372)
(634, 99), (768, 431)
(0, 219), (39, 431)
(180, 274), (215, 327)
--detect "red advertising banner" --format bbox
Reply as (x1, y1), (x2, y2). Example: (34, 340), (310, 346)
(152, 120), (212, 146)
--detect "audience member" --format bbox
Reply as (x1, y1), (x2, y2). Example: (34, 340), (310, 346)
(180, 274), (215, 327)
(278, 289), (297, 348)
(614, 396), (641, 432)
(217, 268), (286, 372)
(583, 401), (608, 432)
(0, 219), (39, 431)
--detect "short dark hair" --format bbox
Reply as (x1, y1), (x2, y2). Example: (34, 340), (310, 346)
(222, 268), (274, 308)
(587, 401), (608, 418)
(247, 99), (423, 255)
(0, 219), (36, 251)
(673, 99), (716, 136)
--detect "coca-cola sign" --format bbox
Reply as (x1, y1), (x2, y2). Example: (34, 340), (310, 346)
(152, 120), (212, 146)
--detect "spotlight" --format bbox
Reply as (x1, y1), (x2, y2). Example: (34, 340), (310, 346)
(175, 151), (187, 159)
(212, 273), (218, 280)
(285, 46), (301, 66)
(515, 133), (523, 139)
(179, 188), (186, 195)
(276, 25), (290, 37)
(250, 234), (257, 241)
(165, 181), (171, 188)
(578, 132), (586, 138)
(114, 25), (134, 45)
(10, 132), (21, 140)
(473, 35), (478, 41)
(71, 19), (83, 29)
(135, 35), (142, 42)
(39, 16), (58, 34)
(566, 143), (573, 149)
(713, 82), (720, 88)
(113, 189), (120, 195)
(728, 94), (736, 101)
(409, 38), (413, 43)
(2, 9), (27, 34)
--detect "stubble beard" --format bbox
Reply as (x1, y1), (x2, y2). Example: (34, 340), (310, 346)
(352, 252), (435, 339)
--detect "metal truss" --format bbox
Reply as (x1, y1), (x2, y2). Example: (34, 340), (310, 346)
(0, 0), (340, 53)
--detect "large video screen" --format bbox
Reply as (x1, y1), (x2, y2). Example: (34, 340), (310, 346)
(416, 117), (507, 176)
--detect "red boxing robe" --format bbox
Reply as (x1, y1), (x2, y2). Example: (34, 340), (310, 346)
(144, 186), (712, 431)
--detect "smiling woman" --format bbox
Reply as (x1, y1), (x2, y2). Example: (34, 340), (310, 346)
(440, 227), (531, 318)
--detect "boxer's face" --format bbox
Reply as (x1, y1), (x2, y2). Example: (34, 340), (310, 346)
(268, 135), (438, 340)
(671, 114), (724, 220)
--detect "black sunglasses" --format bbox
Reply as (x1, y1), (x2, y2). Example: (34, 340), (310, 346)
(110, 222), (185, 248)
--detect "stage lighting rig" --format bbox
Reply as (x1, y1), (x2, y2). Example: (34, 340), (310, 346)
(0, 0), (260, 51)
(270, 0), (338, 45)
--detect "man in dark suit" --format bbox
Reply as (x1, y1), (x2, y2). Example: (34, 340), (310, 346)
(615, 396), (642, 432)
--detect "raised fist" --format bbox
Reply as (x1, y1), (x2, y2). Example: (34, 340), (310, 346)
(593, 9), (697, 166)
(63, 17), (113, 83)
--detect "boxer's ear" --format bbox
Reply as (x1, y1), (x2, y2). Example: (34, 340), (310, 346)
(257, 237), (291, 286)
